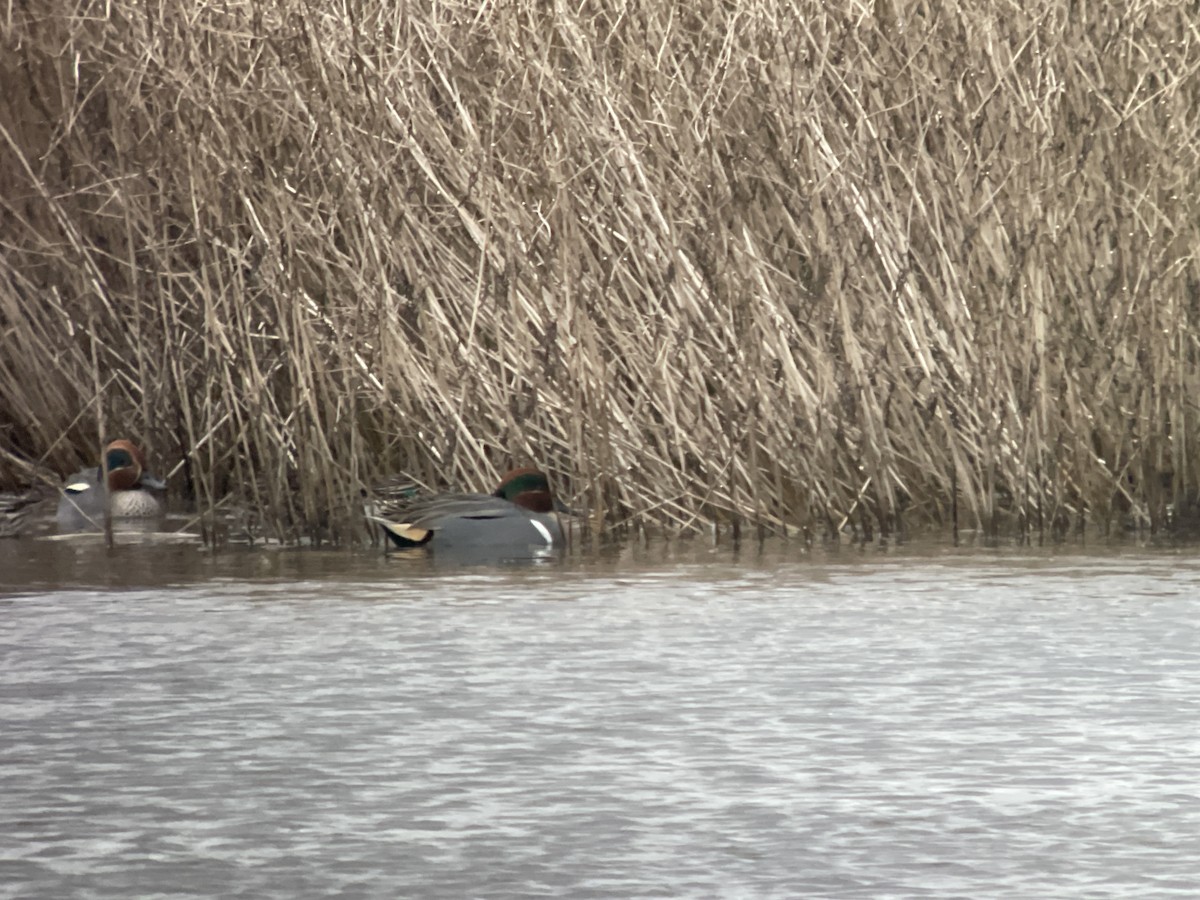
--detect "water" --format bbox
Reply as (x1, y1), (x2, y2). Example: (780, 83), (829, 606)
(2, 536), (1199, 898)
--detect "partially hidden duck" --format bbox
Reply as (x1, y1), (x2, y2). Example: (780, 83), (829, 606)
(56, 439), (167, 530)
(0, 489), (50, 538)
(371, 467), (563, 554)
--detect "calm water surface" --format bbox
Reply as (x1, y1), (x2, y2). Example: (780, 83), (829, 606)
(1, 535), (1199, 898)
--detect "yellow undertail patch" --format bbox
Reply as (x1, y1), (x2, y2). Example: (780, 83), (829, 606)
(380, 520), (432, 547)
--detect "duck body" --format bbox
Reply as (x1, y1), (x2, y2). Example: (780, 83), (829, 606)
(373, 468), (563, 555)
(56, 439), (167, 531)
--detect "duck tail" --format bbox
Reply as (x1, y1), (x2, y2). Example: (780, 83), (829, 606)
(366, 515), (433, 548)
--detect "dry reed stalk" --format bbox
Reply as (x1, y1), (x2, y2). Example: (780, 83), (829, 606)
(1, 0), (1198, 543)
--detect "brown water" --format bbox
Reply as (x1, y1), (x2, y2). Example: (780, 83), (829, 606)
(2, 535), (1199, 898)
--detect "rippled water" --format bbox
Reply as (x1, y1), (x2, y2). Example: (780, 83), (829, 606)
(2, 536), (1199, 898)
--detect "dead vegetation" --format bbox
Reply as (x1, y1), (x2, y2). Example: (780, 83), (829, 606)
(1, 0), (1198, 543)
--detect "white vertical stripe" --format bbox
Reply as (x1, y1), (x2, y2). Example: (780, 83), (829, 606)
(530, 519), (554, 546)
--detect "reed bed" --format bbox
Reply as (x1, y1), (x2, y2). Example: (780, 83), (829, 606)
(2, 0), (1198, 543)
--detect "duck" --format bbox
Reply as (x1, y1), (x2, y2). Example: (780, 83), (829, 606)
(56, 439), (167, 530)
(0, 451), (56, 537)
(0, 489), (50, 538)
(370, 467), (564, 553)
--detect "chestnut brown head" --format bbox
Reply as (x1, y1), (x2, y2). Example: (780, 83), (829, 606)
(102, 439), (147, 491)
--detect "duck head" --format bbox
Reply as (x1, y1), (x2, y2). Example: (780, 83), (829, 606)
(101, 440), (166, 491)
(101, 440), (145, 491)
(494, 468), (555, 513)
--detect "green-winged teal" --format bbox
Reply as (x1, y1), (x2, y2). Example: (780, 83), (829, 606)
(0, 490), (49, 538)
(56, 439), (167, 530)
(370, 467), (564, 554)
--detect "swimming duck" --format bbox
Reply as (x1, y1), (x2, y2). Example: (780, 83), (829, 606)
(56, 439), (167, 530)
(0, 489), (50, 538)
(370, 467), (564, 553)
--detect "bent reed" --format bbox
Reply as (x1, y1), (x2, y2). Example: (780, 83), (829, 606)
(2, 0), (1198, 544)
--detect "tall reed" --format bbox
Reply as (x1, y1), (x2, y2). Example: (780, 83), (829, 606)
(2, 0), (1198, 542)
